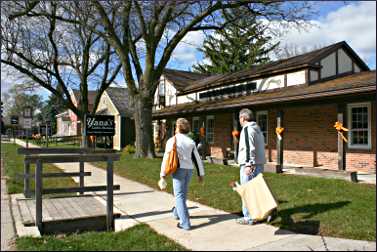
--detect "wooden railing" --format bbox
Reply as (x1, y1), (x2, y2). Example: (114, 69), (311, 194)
(18, 148), (120, 232)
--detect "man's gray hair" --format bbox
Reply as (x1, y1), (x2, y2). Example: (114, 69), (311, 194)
(239, 108), (254, 122)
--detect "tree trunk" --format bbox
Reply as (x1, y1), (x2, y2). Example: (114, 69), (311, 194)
(80, 115), (88, 148)
(133, 94), (155, 158)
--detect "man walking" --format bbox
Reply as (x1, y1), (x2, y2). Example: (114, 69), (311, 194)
(236, 108), (266, 225)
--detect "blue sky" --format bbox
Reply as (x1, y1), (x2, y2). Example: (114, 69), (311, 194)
(167, 1), (376, 71)
(1, 1), (376, 101)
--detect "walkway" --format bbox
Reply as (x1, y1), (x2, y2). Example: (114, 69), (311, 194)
(13, 140), (376, 251)
(1, 147), (17, 251)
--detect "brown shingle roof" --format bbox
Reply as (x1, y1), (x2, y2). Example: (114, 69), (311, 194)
(105, 87), (133, 116)
(153, 70), (376, 118)
(162, 68), (213, 92)
(180, 41), (370, 93)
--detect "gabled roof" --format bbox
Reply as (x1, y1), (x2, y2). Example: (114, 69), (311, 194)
(153, 70), (376, 118)
(162, 68), (212, 92)
(105, 87), (133, 116)
(178, 41), (370, 94)
(72, 90), (98, 106)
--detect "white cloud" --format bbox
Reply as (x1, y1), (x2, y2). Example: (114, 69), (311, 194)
(275, 1), (376, 68)
(169, 30), (206, 66)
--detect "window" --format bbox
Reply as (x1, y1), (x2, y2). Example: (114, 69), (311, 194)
(256, 111), (268, 145)
(347, 102), (371, 149)
(159, 80), (165, 96)
(198, 83), (256, 100)
(192, 117), (200, 134)
(206, 115), (215, 144)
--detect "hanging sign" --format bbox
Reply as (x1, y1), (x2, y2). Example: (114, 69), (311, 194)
(11, 116), (19, 125)
(85, 115), (115, 136)
(23, 118), (32, 129)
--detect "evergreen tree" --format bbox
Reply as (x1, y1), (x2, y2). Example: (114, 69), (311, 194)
(193, 8), (279, 74)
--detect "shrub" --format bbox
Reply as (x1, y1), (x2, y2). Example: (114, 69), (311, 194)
(123, 144), (136, 154)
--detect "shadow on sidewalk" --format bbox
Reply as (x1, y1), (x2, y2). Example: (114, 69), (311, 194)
(130, 206), (199, 219)
(190, 213), (238, 230)
(273, 201), (351, 235)
(95, 190), (155, 197)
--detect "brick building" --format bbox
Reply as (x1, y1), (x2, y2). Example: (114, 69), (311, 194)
(152, 41), (376, 173)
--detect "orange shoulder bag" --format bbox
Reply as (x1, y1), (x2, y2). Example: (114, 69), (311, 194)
(164, 136), (179, 175)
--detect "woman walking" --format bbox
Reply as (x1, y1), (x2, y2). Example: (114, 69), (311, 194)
(160, 118), (205, 230)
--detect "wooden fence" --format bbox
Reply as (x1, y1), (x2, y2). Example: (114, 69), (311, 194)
(18, 148), (120, 232)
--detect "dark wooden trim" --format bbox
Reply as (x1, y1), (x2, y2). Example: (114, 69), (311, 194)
(24, 161), (31, 198)
(24, 153), (121, 163)
(153, 86), (375, 118)
(335, 49), (339, 75)
(35, 160), (43, 232)
(42, 185), (120, 194)
(276, 111), (284, 173)
(42, 172), (91, 178)
(79, 161), (85, 195)
(232, 112), (239, 162)
(18, 148), (117, 155)
(337, 104), (346, 170)
(311, 71), (356, 84)
(180, 66), (318, 95)
(284, 74), (287, 87)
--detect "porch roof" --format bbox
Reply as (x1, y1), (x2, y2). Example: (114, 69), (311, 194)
(153, 70), (376, 118)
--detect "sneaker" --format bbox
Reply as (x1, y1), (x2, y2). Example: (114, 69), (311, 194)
(177, 223), (191, 231)
(236, 218), (257, 225)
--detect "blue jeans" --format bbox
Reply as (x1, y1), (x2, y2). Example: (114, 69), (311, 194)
(172, 168), (193, 230)
(240, 164), (264, 221)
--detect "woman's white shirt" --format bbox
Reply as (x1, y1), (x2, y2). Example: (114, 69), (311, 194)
(160, 133), (205, 177)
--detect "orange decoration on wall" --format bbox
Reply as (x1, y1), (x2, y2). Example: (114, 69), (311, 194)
(200, 127), (205, 137)
(232, 130), (240, 138)
(275, 127), (285, 136)
(334, 121), (348, 142)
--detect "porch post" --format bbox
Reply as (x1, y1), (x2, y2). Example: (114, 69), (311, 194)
(232, 112), (239, 162)
(276, 111), (284, 173)
(337, 105), (346, 170)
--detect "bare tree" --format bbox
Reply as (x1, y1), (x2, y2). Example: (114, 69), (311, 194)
(274, 43), (326, 60)
(3, 0), (314, 157)
(1, 1), (122, 146)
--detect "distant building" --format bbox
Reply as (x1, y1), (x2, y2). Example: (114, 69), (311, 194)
(56, 89), (97, 136)
(96, 87), (135, 150)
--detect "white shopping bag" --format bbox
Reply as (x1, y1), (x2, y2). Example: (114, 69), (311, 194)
(234, 173), (278, 221)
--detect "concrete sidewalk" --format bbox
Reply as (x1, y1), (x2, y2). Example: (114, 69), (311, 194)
(1, 151), (17, 251)
(14, 140), (376, 251)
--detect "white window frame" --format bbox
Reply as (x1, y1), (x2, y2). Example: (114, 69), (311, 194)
(206, 115), (215, 144)
(347, 102), (371, 150)
(256, 110), (268, 146)
(192, 116), (200, 134)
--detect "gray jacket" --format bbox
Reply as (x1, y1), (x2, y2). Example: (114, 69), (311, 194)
(237, 121), (266, 166)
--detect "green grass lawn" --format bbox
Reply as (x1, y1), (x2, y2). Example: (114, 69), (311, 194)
(1, 143), (78, 195)
(16, 224), (188, 251)
(95, 153), (376, 241)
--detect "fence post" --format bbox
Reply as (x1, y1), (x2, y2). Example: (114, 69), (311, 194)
(35, 159), (43, 233)
(79, 161), (84, 195)
(24, 160), (31, 198)
(106, 158), (114, 231)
